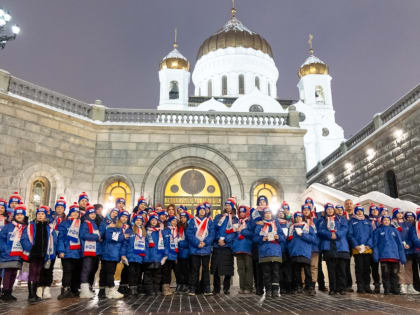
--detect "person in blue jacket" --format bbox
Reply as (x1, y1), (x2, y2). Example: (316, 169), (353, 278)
(301, 203), (320, 294)
(368, 203), (381, 293)
(348, 204), (373, 293)
(318, 202), (350, 295)
(288, 211), (316, 296)
(404, 211), (420, 294)
(392, 208), (415, 294)
(411, 209), (420, 293)
(253, 207), (286, 297)
(101, 211), (129, 299)
(143, 211), (168, 296)
(211, 198), (238, 295)
(121, 214), (146, 296)
(57, 203), (83, 300)
(79, 204), (102, 299)
(232, 205), (253, 294)
(373, 215), (406, 295)
(277, 209), (293, 295)
(161, 215), (179, 296)
(21, 206), (57, 302)
(0, 205), (27, 302)
(175, 212), (190, 293)
(186, 204), (215, 296)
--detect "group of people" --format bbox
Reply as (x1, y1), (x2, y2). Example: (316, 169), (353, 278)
(0, 191), (419, 303)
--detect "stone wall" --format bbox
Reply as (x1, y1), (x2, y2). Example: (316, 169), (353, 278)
(0, 91), (307, 212)
(308, 100), (420, 204)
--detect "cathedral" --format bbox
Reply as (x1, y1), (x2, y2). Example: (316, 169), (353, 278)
(1, 5), (416, 219)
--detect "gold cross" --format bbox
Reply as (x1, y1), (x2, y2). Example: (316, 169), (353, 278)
(173, 28), (178, 48)
(232, 0), (236, 17)
(308, 34), (314, 54)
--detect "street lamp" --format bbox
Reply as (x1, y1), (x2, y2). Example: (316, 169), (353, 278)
(0, 8), (21, 50)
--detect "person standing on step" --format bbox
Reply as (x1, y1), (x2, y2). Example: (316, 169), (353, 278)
(175, 212), (190, 293)
(211, 198), (238, 295)
(368, 203), (381, 293)
(161, 216), (179, 296)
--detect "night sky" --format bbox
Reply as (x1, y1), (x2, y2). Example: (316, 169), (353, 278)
(1, 0), (419, 137)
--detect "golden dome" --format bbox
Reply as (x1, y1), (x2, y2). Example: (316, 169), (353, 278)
(196, 14), (273, 60)
(298, 55), (329, 78)
(160, 29), (190, 71)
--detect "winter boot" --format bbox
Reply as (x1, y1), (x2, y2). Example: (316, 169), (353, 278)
(271, 285), (280, 298)
(1, 290), (15, 302)
(98, 287), (106, 299)
(374, 283), (380, 294)
(30, 282), (41, 302)
(106, 287), (124, 299)
(36, 286), (44, 300)
(130, 286), (138, 296)
(364, 284), (372, 294)
(27, 282), (34, 301)
(80, 283), (95, 298)
(43, 286), (52, 299)
(57, 287), (74, 300)
(400, 284), (407, 294)
(407, 284), (419, 294)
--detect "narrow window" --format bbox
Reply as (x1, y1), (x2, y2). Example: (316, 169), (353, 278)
(239, 74), (245, 94)
(222, 75), (228, 95)
(169, 81), (179, 99)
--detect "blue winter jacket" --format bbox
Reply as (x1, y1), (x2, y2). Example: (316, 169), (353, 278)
(213, 214), (239, 249)
(0, 222), (26, 262)
(57, 219), (82, 259)
(397, 221), (415, 255)
(348, 217), (373, 249)
(178, 224), (189, 259)
(373, 225), (406, 264)
(287, 225), (316, 260)
(144, 228), (169, 263)
(409, 226), (420, 257)
(121, 228), (144, 264)
(317, 216), (349, 253)
(232, 219), (253, 255)
(102, 226), (126, 261)
(21, 221), (58, 261)
(80, 219), (102, 257)
(186, 216), (215, 256)
(253, 220), (286, 259)
(163, 228), (178, 261)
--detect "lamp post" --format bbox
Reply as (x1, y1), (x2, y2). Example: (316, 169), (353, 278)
(0, 8), (20, 49)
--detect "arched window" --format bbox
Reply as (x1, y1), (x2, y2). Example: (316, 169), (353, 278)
(208, 80), (212, 97)
(253, 183), (277, 206)
(315, 85), (325, 104)
(222, 75), (228, 95)
(249, 104), (264, 112)
(104, 180), (131, 209)
(385, 170), (398, 198)
(255, 77), (260, 90)
(239, 74), (245, 94)
(268, 83), (271, 96)
(169, 81), (179, 99)
(29, 177), (51, 219)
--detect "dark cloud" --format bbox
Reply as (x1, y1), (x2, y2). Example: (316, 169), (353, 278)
(1, 0), (419, 137)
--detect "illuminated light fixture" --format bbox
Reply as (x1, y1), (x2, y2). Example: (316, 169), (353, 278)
(0, 8), (21, 49)
(394, 129), (403, 139)
(269, 197), (280, 216)
(345, 162), (353, 170)
(366, 148), (375, 160)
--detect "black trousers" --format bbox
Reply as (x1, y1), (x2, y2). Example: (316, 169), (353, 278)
(99, 260), (117, 288)
(127, 262), (143, 287)
(345, 257), (353, 288)
(293, 262), (312, 289)
(175, 258), (190, 285)
(261, 262), (280, 293)
(354, 254), (372, 290)
(318, 252), (326, 288)
(80, 256), (95, 284)
(253, 259), (264, 293)
(38, 258), (55, 286)
(213, 271), (231, 292)
(162, 260), (176, 285)
(119, 263), (129, 286)
(143, 264), (162, 294)
(370, 255), (380, 286)
(326, 258), (347, 293)
(88, 256), (100, 287)
(381, 261), (400, 293)
(61, 258), (82, 291)
(279, 257), (292, 292)
(189, 255), (210, 290)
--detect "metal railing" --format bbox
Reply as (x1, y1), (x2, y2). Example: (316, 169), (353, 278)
(307, 83), (420, 180)
(8, 76), (92, 117)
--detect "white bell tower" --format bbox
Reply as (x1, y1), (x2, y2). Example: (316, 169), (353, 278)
(158, 29), (190, 110)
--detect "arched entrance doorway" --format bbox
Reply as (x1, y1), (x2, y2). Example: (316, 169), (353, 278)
(163, 167), (223, 216)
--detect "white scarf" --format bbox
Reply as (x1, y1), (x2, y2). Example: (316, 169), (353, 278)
(67, 218), (81, 250)
(9, 221), (28, 260)
(195, 216), (209, 242)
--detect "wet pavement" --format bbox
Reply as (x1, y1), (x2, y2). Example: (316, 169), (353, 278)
(1, 287), (420, 315)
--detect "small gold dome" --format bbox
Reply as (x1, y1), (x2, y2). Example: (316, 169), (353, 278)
(160, 48), (190, 71)
(298, 54), (329, 78)
(196, 16), (273, 60)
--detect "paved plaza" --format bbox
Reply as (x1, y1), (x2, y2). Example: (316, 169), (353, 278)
(1, 287), (420, 315)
